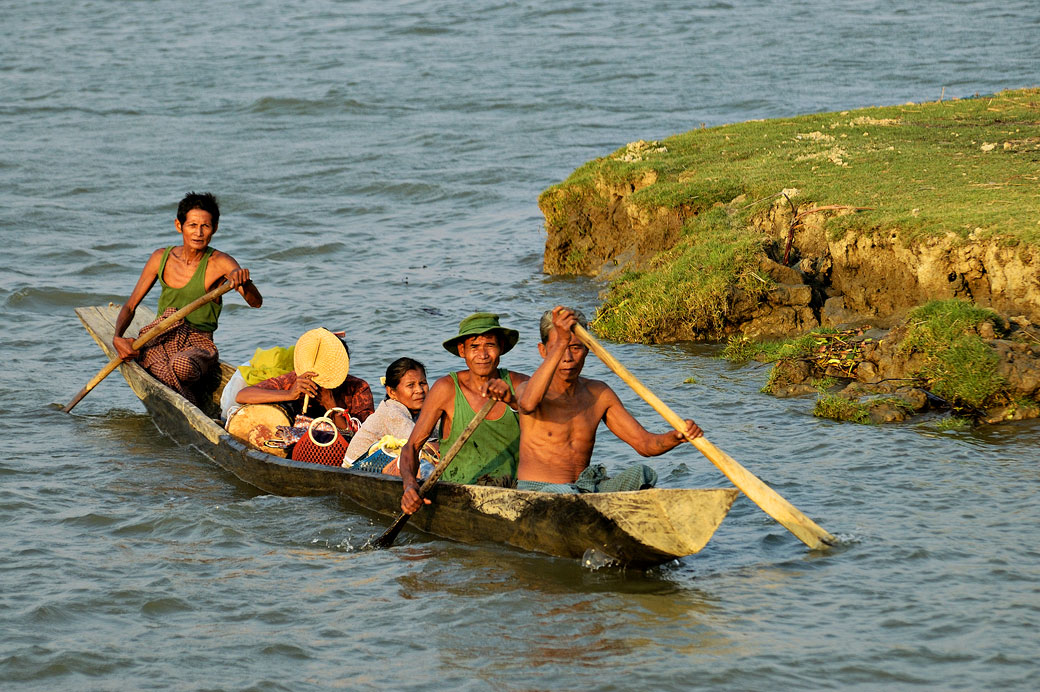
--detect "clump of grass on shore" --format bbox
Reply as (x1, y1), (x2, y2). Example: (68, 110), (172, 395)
(592, 208), (768, 342)
(813, 394), (915, 424)
(721, 328), (841, 363)
(902, 299), (1006, 409)
(813, 395), (871, 424)
(934, 416), (973, 431)
(812, 376), (839, 391)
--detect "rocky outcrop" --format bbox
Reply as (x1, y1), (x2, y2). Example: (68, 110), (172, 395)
(540, 188), (1040, 338)
(753, 198), (1040, 329)
(541, 174), (683, 276)
(761, 319), (1040, 425)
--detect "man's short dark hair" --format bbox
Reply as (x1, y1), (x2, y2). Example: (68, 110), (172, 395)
(177, 191), (220, 228)
(539, 308), (588, 344)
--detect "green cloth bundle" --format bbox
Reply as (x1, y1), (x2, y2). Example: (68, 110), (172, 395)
(237, 345), (295, 385)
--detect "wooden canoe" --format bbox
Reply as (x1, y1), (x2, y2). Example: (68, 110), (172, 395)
(75, 303), (738, 567)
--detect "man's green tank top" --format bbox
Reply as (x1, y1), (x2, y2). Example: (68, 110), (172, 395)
(157, 246), (221, 332)
(440, 369), (520, 484)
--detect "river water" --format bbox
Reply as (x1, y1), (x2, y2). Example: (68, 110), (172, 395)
(2, 1), (1038, 690)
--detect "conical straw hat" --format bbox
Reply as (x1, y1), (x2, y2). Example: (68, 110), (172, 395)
(294, 328), (349, 388)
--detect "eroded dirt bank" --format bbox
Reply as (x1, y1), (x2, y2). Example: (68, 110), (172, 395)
(541, 184), (1040, 340)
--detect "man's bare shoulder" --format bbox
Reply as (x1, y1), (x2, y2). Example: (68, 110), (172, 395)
(505, 369), (531, 384)
(426, 375), (456, 406)
(580, 377), (624, 412)
(208, 248), (241, 270)
(430, 373), (455, 389)
(580, 377), (617, 396)
(133, 248), (166, 277)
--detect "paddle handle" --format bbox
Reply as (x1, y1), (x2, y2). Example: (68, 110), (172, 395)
(371, 399), (496, 549)
(573, 324), (836, 550)
(63, 281), (235, 412)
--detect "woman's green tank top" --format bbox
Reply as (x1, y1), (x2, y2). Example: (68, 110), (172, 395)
(156, 246), (221, 332)
(440, 369), (520, 484)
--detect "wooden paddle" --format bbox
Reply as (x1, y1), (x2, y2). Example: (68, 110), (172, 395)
(370, 399), (496, 549)
(63, 281), (234, 413)
(573, 324), (836, 550)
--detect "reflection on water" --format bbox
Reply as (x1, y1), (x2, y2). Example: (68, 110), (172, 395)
(394, 544), (737, 676)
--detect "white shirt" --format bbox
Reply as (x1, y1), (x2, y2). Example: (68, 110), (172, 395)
(344, 398), (417, 462)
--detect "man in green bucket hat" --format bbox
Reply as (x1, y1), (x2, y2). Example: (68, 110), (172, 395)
(398, 312), (530, 515)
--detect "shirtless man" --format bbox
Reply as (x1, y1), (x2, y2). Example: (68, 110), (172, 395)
(513, 306), (701, 493)
(398, 312), (530, 514)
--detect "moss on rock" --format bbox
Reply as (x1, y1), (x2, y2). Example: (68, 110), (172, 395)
(725, 299), (1040, 426)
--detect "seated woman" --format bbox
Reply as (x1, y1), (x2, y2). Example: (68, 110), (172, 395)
(345, 358), (436, 475)
(235, 328), (374, 434)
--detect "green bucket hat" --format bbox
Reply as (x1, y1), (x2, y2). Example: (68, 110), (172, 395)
(442, 312), (520, 356)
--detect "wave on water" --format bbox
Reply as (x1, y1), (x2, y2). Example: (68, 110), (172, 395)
(89, 240), (144, 253)
(389, 24), (460, 37)
(260, 241), (347, 262)
(245, 95), (394, 117)
(4, 287), (125, 313)
(353, 180), (454, 203)
(73, 261), (138, 278)
(0, 104), (146, 118)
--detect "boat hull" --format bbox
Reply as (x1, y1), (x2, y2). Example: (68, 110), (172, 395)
(76, 304), (738, 567)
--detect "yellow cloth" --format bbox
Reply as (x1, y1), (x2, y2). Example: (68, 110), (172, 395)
(238, 345), (296, 385)
(364, 436), (440, 469)
(367, 434), (408, 458)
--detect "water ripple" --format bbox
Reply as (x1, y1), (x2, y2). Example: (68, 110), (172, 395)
(2, 0), (1038, 690)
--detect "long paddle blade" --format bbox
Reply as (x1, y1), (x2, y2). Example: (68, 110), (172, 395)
(369, 399), (496, 549)
(63, 281), (234, 412)
(573, 324), (836, 550)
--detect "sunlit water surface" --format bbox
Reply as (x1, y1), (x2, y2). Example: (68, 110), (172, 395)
(1, 1), (1038, 689)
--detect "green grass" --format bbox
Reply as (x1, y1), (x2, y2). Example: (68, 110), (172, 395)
(873, 396), (918, 415)
(902, 299), (1007, 409)
(812, 376), (839, 391)
(545, 88), (1040, 341)
(934, 416), (972, 431)
(813, 395), (872, 424)
(722, 328), (841, 363)
(813, 394), (915, 424)
(591, 210), (770, 341)
(548, 88), (1040, 245)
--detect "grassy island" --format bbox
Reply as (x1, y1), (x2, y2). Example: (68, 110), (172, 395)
(538, 88), (1040, 426)
(538, 88), (1040, 344)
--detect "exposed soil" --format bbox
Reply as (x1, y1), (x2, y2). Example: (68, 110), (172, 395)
(540, 186), (1040, 341)
(539, 185), (1040, 424)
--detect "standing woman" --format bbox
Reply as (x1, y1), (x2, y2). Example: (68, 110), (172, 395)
(345, 358), (431, 468)
(112, 192), (263, 405)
